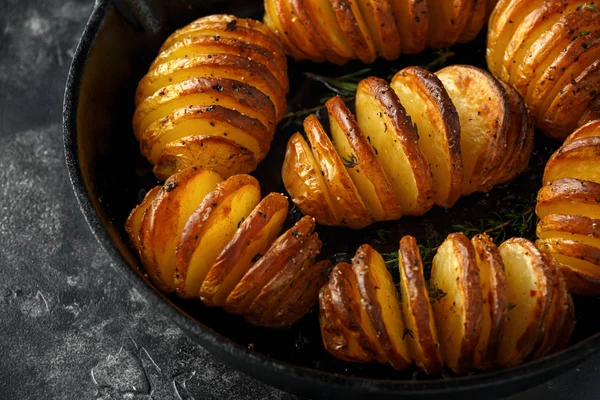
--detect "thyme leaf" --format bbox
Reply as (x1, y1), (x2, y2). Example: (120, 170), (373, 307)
(402, 327), (415, 340)
(305, 68), (372, 95)
(341, 153), (359, 168)
(579, 3), (599, 12)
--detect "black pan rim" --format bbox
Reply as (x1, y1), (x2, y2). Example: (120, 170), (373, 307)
(62, 0), (600, 396)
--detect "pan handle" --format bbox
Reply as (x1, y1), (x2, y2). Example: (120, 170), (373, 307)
(110, 0), (165, 34)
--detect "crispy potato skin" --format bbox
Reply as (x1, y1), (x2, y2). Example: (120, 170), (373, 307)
(536, 178), (600, 220)
(125, 187), (160, 254)
(264, 0), (488, 63)
(487, 1), (600, 139)
(133, 15), (287, 181)
(543, 137), (600, 186)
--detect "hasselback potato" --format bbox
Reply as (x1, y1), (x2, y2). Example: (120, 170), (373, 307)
(487, 0), (600, 140)
(535, 119), (600, 295)
(264, 0), (499, 64)
(133, 15), (289, 181)
(282, 65), (534, 228)
(319, 234), (574, 374)
(125, 166), (329, 328)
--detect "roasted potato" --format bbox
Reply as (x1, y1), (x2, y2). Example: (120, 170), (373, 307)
(391, 67), (463, 208)
(563, 119), (600, 146)
(543, 137), (600, 186)
(224, 216), (316, 314)
(537, 214), (600, 250)
(436, 65), (509, 195)
(388, 0), (428, 54)
(355, 77), (435, 215)
(125, 187), (160, 254)
(139, 167), (223, 292)
(154, 135), (257, 181)
(471, 234), (507, 370)
(355, 0), (402, 61)
(496, 238), (553, 367)
(459, 0), (488, 44)
(397, 236), (443, 374)
(536, 238), (600, 277)
(304, 114), (371, 229)
(175, 175), (261, 298)
(199, 193), (289, 307)
(431, 233), (483, 374)
(330, 0), (377, 64)
(556, 261), (600, 296)
(487, 1), (600, 139)
(536, 178), (600, 220)
(327, 96), (403, 221)
(426, 0), (472, 49)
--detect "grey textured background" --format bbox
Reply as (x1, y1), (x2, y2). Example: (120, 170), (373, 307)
(0, 0), (599, 399)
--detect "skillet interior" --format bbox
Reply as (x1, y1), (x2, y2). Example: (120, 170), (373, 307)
(64, 0), (600, 397)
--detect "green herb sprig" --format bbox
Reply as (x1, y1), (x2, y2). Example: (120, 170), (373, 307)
(305, 68), (373, 95)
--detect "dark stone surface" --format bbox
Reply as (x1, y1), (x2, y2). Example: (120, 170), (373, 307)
(0, 0), (598, 399)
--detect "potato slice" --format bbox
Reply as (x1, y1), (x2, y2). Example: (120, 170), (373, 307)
(536, 178), (600, 219)
(558, 262), (600, 295)
(471, 234), (508, 370)
(391, 67), (463, 208)
(458, 0), (488, 43)
(427, 0), (472, 49)
(140, 167), (223, 292)
(353, 245), (412, 371)
(276, 0), (327, 62)
(199, 193), (289, 307)
(388, 0), (428, 54)
(431, 233), (483, 374)
(436, 65), (509, 195)
(175, 175), (261, 298)
(579, 96), (600, 128)
(125, 187), (160, 254)
(397, 236), (443, 374)
(537, 214), (600, 249)
(150, 36), (288, 92)
(543, 137), (600, 186)
(486, 0), (541, 77)
(564, 119), (600, 146)
(135, 54), (286, 119)
(282, 132), (338, 226)
(304, 114), (371, 229)
(268, 259), (331, 327)
(133, 78), (276, 139)
(553, 286), (576, 351)
(319, 265), (385, 363)
(141, 105), (270, 165)
(356, 77), (434, 216)
(263, 0), (311, 60)
(327, 96), (403, 221)
(330, 0), (377, 64)
(532, 259), (571, 359)
(154, 135), (257, 181)
(302, 0), (354, 62)
(541, 59), (600, 138)
(355, 0), (401, 61)
(536, 238), (600, 274)
(486, 81), (534, 189)
(497, 238), (552, 367)
(244, 233), (322, 326)
(224, 216), (316, 314)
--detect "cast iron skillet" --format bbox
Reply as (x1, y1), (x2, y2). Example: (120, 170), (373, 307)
(63, 0), (600, 398)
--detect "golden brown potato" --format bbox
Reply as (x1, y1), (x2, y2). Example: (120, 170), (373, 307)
(391, 67), (463, 208)
(304, 114), (371, 229)
(330, 0), (377, 64)
(140, 105), (270, 166)
(352, 244), (412, 370)
(537, 214), (600, 250)
(140, 167), (223, 292)
(175, 175), (261, 298)
(224, 216), (316, 314)
(282, 132), (338, 226)
(319, 263), (385, 363)
(553, 285), (576, 350)
(133, 77), (276, 140)
(268, 259), (331, 327)
(431, 233), (482, 374)
(458, 0), (488, 44)
(355, 0), (402, 61)
(125, 187), (160, 254)
(263, 0), (311, 60)
(244, 233), (322, 326)
(563, 119), (600, 146)
(199, 193), (289, 307)
(436, 65), (509, 195)
(355, 77), (435, 215)
(536, 178), (600, 220)
(154, 135), (257, 181)
(327, 96), (403, 221)
(471, 234), (507, 371)
(135, 54), (286, 119)
(543, 137), (600, 186)
(536, 238), (600, 275)
(557, 262), (600, 296)
(427, 0), (472, 49)
(497, 238), (553, 367)
(397, 236), (443, 374)
(388, 0), (428, 54)
(301, 0), (354, 62)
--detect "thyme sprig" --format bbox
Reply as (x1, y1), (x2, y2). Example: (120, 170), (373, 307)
(421, 49), (456, 71)
(283, 95), (355, 126)
(305, 68), (373, 95)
